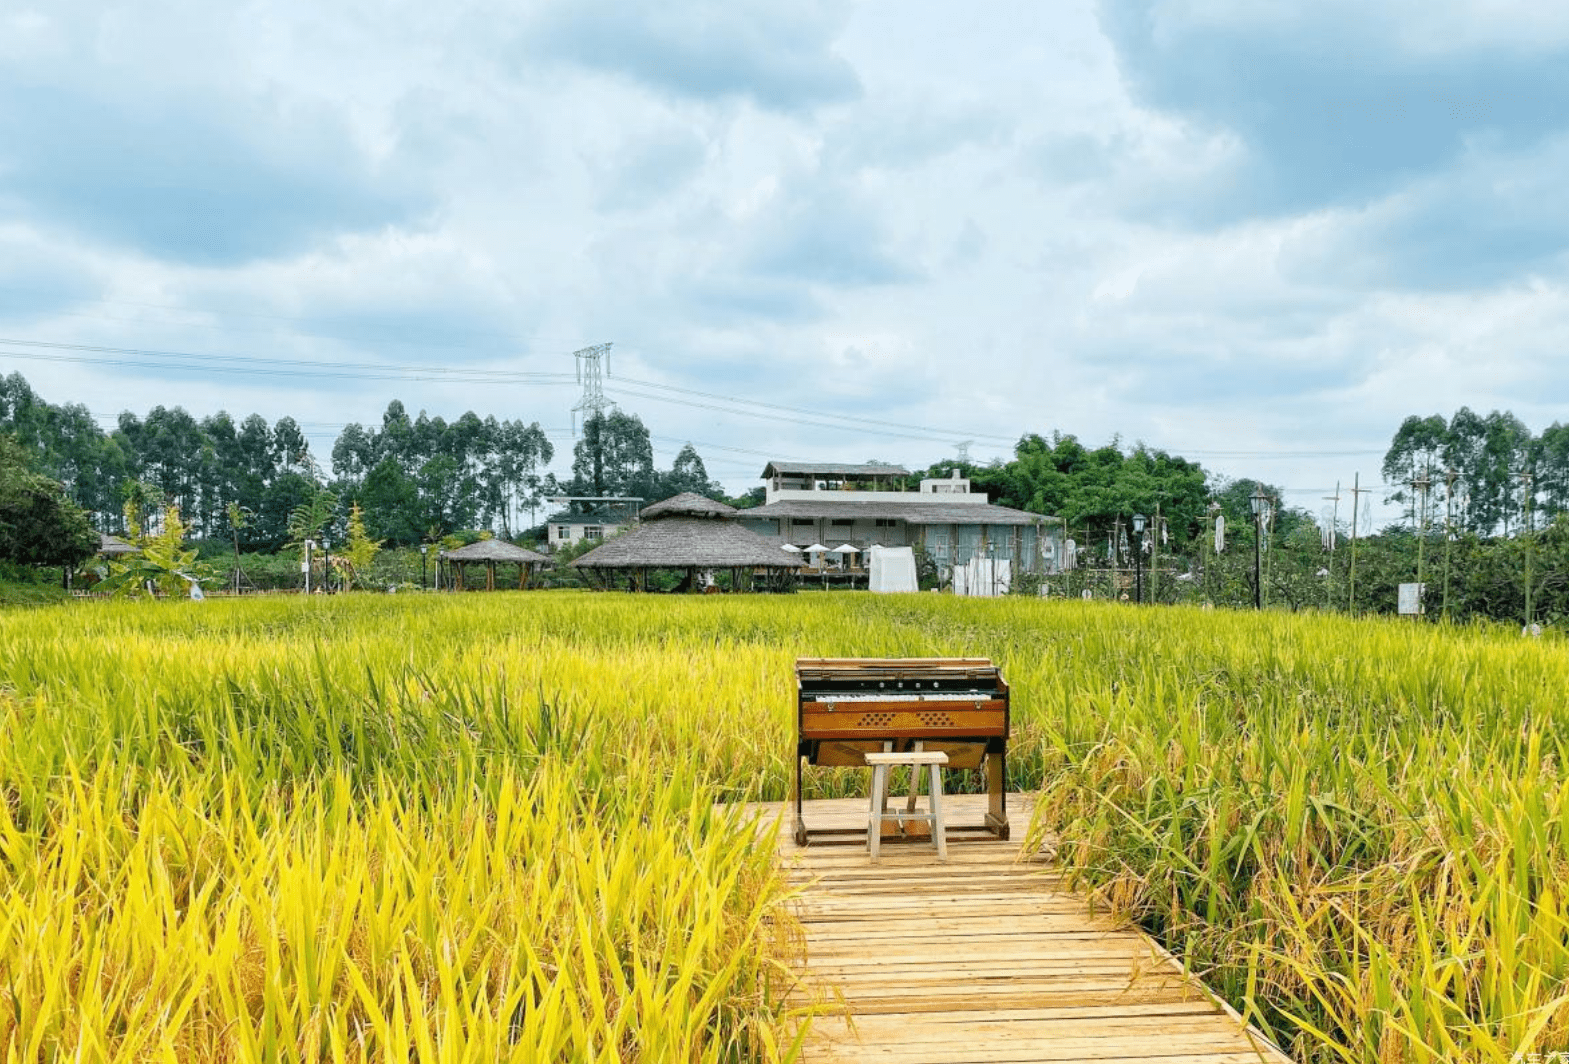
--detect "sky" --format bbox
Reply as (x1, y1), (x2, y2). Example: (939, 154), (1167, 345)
(3, 0), (1568, 525)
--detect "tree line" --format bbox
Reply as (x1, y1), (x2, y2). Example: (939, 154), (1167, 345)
(1381, 408), (1569, 535)
(4, 365), (1567, 626)
(0, 371), (726, 551)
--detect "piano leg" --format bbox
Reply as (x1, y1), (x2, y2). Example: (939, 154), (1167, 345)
(985, 750), (1009, 840)
(792, 756), (808, 846)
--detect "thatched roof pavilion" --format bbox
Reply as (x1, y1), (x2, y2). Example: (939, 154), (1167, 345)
(571, 492), (803, 592)
(440, 538), (550, 591)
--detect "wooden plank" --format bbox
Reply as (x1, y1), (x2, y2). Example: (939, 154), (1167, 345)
(747, 793), (1294, 1064)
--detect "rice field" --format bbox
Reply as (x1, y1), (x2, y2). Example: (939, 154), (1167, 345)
(2, 592), (1567, 1062)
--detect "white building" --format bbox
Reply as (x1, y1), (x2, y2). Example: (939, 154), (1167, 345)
(738, 462), (1065, 576)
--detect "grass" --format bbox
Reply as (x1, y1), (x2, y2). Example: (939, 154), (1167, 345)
(2, 592), (1568, 1061)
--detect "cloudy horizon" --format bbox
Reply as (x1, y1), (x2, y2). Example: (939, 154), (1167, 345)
(4, 0), (1567, 522)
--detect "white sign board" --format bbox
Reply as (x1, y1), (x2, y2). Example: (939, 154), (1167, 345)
(1398, 582), (1425, 615)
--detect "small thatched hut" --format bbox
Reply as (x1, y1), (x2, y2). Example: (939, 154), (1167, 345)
(571, 492), (803, 592)
(440, 538), (550, 591)
(97, 533), (138, 558)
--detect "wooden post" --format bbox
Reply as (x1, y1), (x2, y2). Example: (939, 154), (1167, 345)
(486, 560), (496, 591)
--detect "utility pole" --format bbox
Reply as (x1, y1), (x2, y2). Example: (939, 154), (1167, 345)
(1323, 483), (1340, 610)
(1347, 474), (1370, 615)
(1412, 468), (1432, 620)
(1521, 471), (1536, 630)
(1443, 468), (1458, 620)
(1152, 502), (1162, 605)
(1323, 483), (1341, 552)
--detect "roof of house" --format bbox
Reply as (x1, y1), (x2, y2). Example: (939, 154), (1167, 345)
(738, 499), (1047, 526)
(639, 492), (736, 520)
(544, 504), (638, 527)
(98, 532), (138, 555)
(761, 461), (912, 479)
(570, 496), (804, 569)
(440, 539), (550, 564)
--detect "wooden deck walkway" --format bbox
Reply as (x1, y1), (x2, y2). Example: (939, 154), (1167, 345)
(754, 793), (1292, 1064)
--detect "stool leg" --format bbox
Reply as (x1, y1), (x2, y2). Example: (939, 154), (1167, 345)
(905, 741), (922, 824)
(929, 763), (947, 861)
(868, 762), (887, 860)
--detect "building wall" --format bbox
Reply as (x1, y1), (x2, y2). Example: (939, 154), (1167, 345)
(548, 521), (628, 548)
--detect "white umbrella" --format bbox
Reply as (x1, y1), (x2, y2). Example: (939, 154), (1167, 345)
(830, 543), (860, 554)
(805, 544), (829, 553)
(780, 544), (802, 552)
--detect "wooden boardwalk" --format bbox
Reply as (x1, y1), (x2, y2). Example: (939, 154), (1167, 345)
(754, 793), (1292, 1064)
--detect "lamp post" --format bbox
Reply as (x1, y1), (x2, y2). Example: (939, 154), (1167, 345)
(1131, 514), (1145, 604)
(1249, 488), (1267, 610)
(304, 539), (315, 595)
(419, 544), (428, 591)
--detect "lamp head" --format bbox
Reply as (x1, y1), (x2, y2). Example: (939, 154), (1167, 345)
(1132, 513), (1146, 533)
(1250, 488), (1267, 517)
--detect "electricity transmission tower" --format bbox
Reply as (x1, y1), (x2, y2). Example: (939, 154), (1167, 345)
(571, 343), (614, 434)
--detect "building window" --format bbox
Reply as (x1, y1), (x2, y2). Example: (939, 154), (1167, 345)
(584, 526), (603, 540)
(791, 518), (815, 526)
(555, 526), (569, 540)
(874, 519), (897, 528)
(830, 518), (854, 527)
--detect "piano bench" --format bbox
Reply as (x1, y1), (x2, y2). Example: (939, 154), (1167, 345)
(864, 751), (949, 862)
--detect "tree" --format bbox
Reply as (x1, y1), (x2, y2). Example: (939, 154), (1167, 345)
(1381, 414), (1449, 528)
(572, 410), (653, 498)
(661, 443), (719, 498)
(286, 486), (339, 554)
(360, 457), (421, 545)
(340, 503), (382, 589)
(0, 436), (99, 569)
(98, 504), (214, 598)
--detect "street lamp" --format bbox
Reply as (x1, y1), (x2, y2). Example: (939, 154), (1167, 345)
(1131, 514), (1146, 604)
(303, 539), (316, 595)
(1249, 488), (1268, 609)
(419, 544), (429, 591)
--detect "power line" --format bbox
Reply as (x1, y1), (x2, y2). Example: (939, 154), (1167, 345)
(0, 286), (589, 347)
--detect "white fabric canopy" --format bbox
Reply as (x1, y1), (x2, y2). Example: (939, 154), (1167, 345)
(868, 546), (918, 593)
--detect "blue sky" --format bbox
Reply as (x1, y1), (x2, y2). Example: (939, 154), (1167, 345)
(2, 0), (1567, 518)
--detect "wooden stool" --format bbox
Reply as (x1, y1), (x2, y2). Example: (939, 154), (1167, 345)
(864, 750), (949, 861)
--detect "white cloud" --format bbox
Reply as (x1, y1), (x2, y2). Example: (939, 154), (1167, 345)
(0, 0), (1566, 524)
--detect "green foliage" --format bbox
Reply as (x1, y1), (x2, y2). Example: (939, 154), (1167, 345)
(340, 504), (382, 589)
(97, 505), (218, 598)
(934, 433), (1209, 547)
(0, 435), (99, 569)
(285, 487), (339, 554)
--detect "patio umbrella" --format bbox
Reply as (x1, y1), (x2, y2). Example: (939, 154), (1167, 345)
(780, 544), (802, 552)
(829, 543), (860, 554)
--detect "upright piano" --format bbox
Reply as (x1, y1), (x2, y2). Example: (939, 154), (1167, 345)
(793, 657), (1010, 845)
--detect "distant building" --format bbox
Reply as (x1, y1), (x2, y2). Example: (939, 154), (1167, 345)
(541, 497), (641, 549)
(571, 492), (803, 591)
(737, 462), (1065, 576)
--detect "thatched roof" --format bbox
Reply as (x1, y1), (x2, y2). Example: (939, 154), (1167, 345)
(639, 493), (735, 520)
(571, 515), (804, 570)
(98, 533), (138, 556)
(440, 539), (549, 564)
